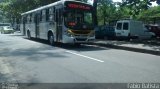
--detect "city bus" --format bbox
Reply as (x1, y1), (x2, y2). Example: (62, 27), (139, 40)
(20, 0), (95, 45)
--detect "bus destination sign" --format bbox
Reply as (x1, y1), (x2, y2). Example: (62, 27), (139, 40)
(65, 2), (92, 10)
(67, 4), (91, 10)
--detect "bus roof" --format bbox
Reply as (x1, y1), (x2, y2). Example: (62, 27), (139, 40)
(21, 0), (91, 16)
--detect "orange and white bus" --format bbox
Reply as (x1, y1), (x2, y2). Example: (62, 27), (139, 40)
(20, 0), (95, 45)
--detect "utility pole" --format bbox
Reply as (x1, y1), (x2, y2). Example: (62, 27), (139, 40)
(93, 0), (98, 26)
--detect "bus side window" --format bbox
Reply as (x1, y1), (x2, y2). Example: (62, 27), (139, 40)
(49, 8), (53, 22)
(53, 7), (56, 22)
(46, 9), (49, 21)
(30, 14), (32, 23)
(40, 11), (42, 22)
(34, 14), (36, 23)
(59, 9), (63, 24)
(31, 13), (35, 23)
(27, 15), (30, 23)
(42, 10), (46, 22)
(26, 15), (28, 23)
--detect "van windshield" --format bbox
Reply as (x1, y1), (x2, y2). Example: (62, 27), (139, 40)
(116, 23), (122, 30)
(123, 23), (129, 30)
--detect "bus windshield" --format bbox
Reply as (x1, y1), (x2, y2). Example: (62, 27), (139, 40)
(64, 11), (93, 30)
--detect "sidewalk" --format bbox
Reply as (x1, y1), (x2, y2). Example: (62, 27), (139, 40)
(92, 40), (160, 56)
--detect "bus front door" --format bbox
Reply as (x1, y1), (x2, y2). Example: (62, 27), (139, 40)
(35, 14), (40, 38)
(56, 8), (63, 42)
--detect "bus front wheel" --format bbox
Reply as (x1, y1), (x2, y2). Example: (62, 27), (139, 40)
(27, 31), (31, 39)
(49, 34), (55, 46)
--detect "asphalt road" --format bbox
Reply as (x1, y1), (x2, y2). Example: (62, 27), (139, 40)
(0, 33), (160, 83)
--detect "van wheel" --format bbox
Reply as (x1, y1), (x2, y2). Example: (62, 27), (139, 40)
(104, 36), (108, 40)
(74, 43), (81, 47)
(151, 35), (156, 39)
(48, 33), (55, 46)
(127, 37), (131, 41)
(127, 33), (131, 41)
(27, 31), (31, 39)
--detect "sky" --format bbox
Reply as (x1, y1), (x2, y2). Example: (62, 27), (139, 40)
(112, 0), (158, 6)
(89, 0), (158, 6)
(112, 0), (122, 2)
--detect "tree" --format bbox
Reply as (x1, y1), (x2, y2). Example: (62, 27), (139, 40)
(121, 0), (153, 18)
(92, 0), (98, 26)
(97, 0), (114, 25)
(0, 0), (59, 23)
(137, 6), (160, 23)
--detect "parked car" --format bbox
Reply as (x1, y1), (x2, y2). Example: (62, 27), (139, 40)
(145, 24), (160, 37)
(115, 20), (155, 39)
(1, 26), (14, 34)
(95, 25), (115, 39)
(95, 26), (103, 39)
(0, 23), (10, 32)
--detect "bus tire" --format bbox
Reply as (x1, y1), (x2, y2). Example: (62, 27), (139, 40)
(104, 36), (108, 40)
(74, 43), (81, 47)
(48, 33), (55, 46)
(27, 31), (31, 39)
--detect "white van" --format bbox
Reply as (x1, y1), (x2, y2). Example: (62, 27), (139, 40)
(115, 20), (155, 39)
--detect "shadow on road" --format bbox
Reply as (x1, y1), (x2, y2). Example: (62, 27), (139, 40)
(9, 34), (24, 36)
(0, 46), (68, 62)
(0, 35), (110, 64)
(23, 38), (109, 52)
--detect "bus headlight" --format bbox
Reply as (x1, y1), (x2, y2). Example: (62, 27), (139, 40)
(65, 31), (74, 37)
(89, 31), (95, 37)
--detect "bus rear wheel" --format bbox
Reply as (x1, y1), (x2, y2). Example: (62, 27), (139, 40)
(48, 34), (55, 46)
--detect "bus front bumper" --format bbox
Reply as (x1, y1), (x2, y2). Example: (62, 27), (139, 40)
(63, 35), (95, 44)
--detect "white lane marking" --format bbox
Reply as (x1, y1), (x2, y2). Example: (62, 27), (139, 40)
(65, 50), (104, 63)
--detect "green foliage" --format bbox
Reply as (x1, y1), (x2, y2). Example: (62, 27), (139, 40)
(97, 0), (131, 25)
(0, 0), (59, 22)
(0, 0), (158, 24)
(121, 0), (153, 18)
(137, 6), (160, 22)
(97, 0), (113, 25)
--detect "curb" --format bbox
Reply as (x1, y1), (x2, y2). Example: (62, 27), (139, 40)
(89, 42), (160, 56)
